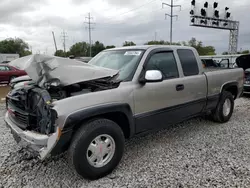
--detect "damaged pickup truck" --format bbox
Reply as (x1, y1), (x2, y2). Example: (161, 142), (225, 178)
(5, 46), (244, 180)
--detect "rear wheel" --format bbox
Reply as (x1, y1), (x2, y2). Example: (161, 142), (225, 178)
(211, 91), (234, 123)
(68, 118), (125, 180)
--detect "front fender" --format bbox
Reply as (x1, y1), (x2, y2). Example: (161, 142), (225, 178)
(63, 103), (135, 137)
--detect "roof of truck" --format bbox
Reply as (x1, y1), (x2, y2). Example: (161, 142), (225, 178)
(104, 45), (194, 51)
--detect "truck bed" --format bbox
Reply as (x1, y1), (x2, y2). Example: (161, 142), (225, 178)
(204, 68), (244, 97)
(204, 67), (234, 72)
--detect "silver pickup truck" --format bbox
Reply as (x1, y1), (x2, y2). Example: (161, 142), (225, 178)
(5, 45), (244, 180)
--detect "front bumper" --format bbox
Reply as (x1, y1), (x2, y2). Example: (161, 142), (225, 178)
(4, 111), (61, 160)
(243, 84), (250, 94)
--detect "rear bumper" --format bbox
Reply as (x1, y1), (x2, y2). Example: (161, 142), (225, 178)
(4, 111), (61, 160)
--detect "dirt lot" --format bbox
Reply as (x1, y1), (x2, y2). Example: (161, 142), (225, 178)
(0, 86), (10, 103)
(0, 94), (250, 187)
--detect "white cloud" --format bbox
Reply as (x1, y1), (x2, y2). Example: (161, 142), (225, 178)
(0, 0), (249, 55)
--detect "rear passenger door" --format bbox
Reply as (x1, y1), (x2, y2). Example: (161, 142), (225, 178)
(176, 49), (207, 112)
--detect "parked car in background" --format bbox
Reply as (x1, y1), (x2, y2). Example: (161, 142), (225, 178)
(74, 57), (92, 63)
(236, 54), (250, 94)
(0, 53), (19, 64)
(201, 59), (220, 68)
(5, 46), (244, 180)
(1, 61), (10, 64)
(68, 55), (92, 63)
(0, 64), (26, 83)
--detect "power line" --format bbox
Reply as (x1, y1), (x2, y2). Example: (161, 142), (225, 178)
(162, 0), (181, 44)
(61, 30), (68, 55)
(84, 12), (95, 57)
(101, 0), (157, 24)
(96, 7), (164, 28)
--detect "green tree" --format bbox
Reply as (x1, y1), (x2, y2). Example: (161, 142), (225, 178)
(106, 45), (116, 49)
(90, 41), (105, 57)
(0, 38), (32, 57)
(242, 50), (249, 54)
(23, 50), (32, 56)
(145, 40), (165, 45)
(123, 41), (136, 46)
(69, 42), (88, 57)
(54, 50), (67, 57)
(145, 40), (181, 46)
(185, 38), (216, 55)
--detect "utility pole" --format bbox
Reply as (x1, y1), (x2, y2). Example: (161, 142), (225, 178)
(61, 30), (68, 56)
(154, 31), (157, 41)
(84, 13), (95, 57)
(52, 31), (58, 52)
(162, 0), (181, 44)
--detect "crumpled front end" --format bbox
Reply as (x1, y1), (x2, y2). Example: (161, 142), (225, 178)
(4, 85), (61, 159)
(9, 54), (119, 88)
(5, 111), (61, 159)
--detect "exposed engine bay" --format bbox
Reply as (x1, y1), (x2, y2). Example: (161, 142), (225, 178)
(6, 78), (120, 135)
(46, 78), (120, 101)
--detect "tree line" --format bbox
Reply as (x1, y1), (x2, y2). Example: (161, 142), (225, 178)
(55, 37), (218, 57)
(0, 37), (249, 58)
(222, 50), (250, 55)
(0, 38), (32, 57)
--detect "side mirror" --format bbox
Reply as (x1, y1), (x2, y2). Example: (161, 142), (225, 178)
(144, 70), (163, 82)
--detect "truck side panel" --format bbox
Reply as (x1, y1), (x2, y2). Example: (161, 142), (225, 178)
(204, 68), (244, 98)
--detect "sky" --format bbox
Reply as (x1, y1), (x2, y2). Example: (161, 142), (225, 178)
(0, 0), (249, 55)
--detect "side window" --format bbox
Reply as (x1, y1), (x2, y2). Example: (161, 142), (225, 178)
(177, 49), (199, 76)
(0, 66), (7, 71)
(146, 52), (179, 79)
(5, 66), (11, 70)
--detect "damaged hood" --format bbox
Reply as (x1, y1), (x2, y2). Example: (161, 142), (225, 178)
(9, 54), (119, 87)
(236, 54), (250, 70)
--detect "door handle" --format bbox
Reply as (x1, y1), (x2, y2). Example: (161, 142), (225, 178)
(176, 84), (184, 91)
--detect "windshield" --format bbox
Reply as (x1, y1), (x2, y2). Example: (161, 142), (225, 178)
(88, 50), (144, 81)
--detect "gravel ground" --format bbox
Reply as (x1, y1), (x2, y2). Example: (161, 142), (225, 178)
(1, 97), (250, 188)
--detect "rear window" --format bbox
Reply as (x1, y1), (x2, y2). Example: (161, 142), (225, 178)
(177, 49), (199, 76)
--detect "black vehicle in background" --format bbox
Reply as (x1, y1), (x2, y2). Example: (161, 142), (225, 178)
(69, 55), (92, 63)
(201, 59), (220, 68)
(236, 54), (250, 94)
(1, 61), (10, 64)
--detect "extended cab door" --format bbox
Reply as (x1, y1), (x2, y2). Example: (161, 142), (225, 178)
(134, 48), (207, 133)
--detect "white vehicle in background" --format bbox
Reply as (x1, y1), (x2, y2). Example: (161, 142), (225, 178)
(0, 53), (19, 64)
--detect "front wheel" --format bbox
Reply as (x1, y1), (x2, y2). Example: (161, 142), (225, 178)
(68, 119), (125, 180)
(211, 91), (234, 123)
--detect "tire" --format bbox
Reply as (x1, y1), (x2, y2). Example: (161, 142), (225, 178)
(68, 118), (125, 180)
(211, 91), (234, 123)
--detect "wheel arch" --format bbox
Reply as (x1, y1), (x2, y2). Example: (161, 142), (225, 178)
(63, 103), (135, 139)
(220, 81), (238, 100)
